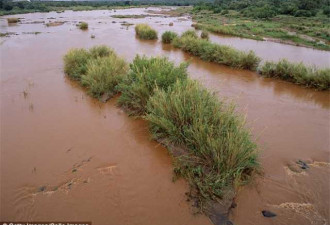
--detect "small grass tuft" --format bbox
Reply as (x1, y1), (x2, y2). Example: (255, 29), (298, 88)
(7, 18), (19, 23)
(181, 29), (198, 39)
(135, 24), (158, 40)
(78, 22), (88, 30)
(259, 59), (330, 90)
(117, 55), (188, 116)
(201, 30), (209, 40)
(161, 31), (178, 44)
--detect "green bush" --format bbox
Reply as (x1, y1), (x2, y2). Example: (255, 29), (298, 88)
(117, 55), (188, 116)
(259, 59), (330, 90)
(200, 30), (209, 40)
(81, 53), (128, 99)
(146, 79), (259, 202)
(172, 35), (260, 70)
(63, 45), (113, 81)
(63, 48), (91, 80)
(161, 31), (178, 44)
(135, 24), (158, 40)
(78, 22), (88, 30)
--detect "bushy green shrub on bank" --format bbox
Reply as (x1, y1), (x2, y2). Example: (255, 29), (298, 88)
(135, 24), (158, 40)
(161, 31), (178, 44)
(259, 59), (330, 90)
(117, 55), (188, 116)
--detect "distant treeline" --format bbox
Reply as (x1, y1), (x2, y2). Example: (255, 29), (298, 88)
(0, 0), (211, 14)
(195, 0), (330, 18)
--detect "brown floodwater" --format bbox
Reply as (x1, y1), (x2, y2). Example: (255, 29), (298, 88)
(1, 7), (329, 225)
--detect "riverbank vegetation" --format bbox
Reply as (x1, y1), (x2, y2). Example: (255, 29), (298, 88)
(171, 30), (260, 70)
(135, 24), (158, 40)
(259, 59), (330, 90)
(186, 0), (330, 50)
(63, 45), (128, 99)
(63, 46), (259, 213)
(7, 17), (19, 23)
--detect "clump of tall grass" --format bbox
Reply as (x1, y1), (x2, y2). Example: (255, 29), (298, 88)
(172, 34), (260, 70)
(146, 79), (259, 205)
(135, 24), (158, 40)
(81, 53), (128, 99)
(117, 55), (188, 116)
(161, 31), (178, 44)
(7, 17), (19, 23)
(181, 29), (198, 39)
(200, 30), (209, 40)
(64, 45), (128, 100)
(63, 45), (113, 81)
(78, 22), (88, 30)
(259, 59), (330, 90)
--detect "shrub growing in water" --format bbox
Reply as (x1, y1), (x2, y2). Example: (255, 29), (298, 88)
(259, 59), (330, 90)
(78, 22), (88, 30)
(117, 55), (188, 116)
(135, 24), (158, 40)
(181, 29), (198, 39)
(63, 45), (112, 81)
(161, 31), (178, 44)
(146, 79), (259, 204)
(81, 53), (128, 99)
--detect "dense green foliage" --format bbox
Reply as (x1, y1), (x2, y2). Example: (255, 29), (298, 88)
(161, 31), (178, 44)
(117, 55), (188, 116)
(195, 0), (330, 18)
(63, 45), (127, 99)
(259, 59), (330, 90)
(0, 0), (212, 16)
(200, 30), (209, 39)
(146, 79), (259, 203)
(135, 24), (158, 40)
(172, 31), (261, 70)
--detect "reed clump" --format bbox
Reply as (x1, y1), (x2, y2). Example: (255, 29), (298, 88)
(63, 45), (127, 100)
(259, 59), (330, 90)
(201, 30), (209, 40)
(135, 24), (158, 40)
(78, 22), (88, 30)
(172, 33), (260, 70)
(117, 55), (188, 116)
(146, 79), (259, 206)
(161, 31), (178, 44)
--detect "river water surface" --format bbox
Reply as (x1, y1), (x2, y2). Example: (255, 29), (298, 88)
(1, 7), (329, 225)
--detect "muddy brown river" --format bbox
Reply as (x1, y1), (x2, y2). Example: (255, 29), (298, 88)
(1, 7), (329, 225)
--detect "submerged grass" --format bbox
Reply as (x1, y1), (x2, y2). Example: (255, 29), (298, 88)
(135, 24), (158, 40)
(63, 45), (127, 100)
(172, 31), (260, 71)
(259, 59), (330, 90)
(117, 55), (188, 116)
(146, 79), (259, 207)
